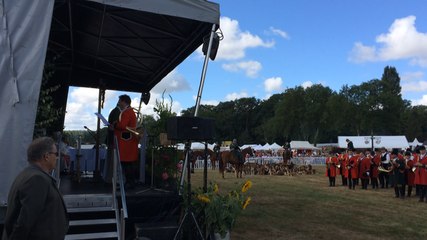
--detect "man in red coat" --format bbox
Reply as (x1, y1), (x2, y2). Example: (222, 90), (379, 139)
(360, 150), (372, 190)
(338, 152), (348, 186)
(404, 151), (415, 197)
(114, 94), (139, 189)
(414, 146), (427, 202)
(347, 150), (359, 190)
(325, 152), (338, 187)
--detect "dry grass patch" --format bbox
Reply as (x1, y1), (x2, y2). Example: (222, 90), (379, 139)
(190, 167), (427, 240)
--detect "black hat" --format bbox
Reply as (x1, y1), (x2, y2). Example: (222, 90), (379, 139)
(391, 149), (399, 155)
(404, 151), (412, 156)
(419, 145), (426, 150)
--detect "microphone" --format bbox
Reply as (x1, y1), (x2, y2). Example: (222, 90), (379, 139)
(83, 126), (97, 140)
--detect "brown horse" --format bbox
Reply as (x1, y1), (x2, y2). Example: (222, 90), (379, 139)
(220, 147), (253, 178)
(190, 149), (214, 172)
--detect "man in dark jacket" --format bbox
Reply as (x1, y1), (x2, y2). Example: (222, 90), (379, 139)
(2, 137), (69, 240)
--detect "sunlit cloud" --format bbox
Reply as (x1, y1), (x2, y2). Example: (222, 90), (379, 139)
(349, 16), (427, 66)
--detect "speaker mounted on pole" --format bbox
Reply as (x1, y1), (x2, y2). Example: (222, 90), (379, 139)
(167, 117), (214, 141)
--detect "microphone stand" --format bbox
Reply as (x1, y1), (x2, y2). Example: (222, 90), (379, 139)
(84, 126), (100, 179)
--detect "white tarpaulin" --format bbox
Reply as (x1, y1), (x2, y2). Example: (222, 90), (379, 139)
(338, 136), (409, 149)
(290, 141), (320, 150)
(0, 0), (55, 204)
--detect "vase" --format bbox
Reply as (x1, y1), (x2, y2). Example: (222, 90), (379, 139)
(212, 230), (230, 240)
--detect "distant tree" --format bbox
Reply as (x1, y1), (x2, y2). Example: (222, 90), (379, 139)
(378, 66), (407, 134)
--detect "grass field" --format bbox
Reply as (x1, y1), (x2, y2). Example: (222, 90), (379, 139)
(190, 167), (427, 240)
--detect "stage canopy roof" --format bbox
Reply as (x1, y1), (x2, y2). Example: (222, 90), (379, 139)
(49, 0), (220, 92)
(338, 136), (409, 149)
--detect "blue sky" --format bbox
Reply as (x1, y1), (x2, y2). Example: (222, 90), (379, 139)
(64, 0), (427, 130)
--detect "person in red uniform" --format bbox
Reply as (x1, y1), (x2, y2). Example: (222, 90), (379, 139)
(113, 94), (139, 189)
(360, 150), (372, 190)
(414, 145), (427, 202)
(370, 149), (380, 190)
(404, 151), (415, 197)
(325, 152), (338, 187)
(338, 151), (348, 186)
(347, 149), (359, 190)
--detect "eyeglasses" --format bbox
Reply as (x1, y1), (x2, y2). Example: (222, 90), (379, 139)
(48, 152), (59, 157)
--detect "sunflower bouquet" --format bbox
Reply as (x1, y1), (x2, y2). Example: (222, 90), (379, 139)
(192, 180), (252, 238)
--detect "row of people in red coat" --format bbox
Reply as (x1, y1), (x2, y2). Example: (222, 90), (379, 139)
(325, 146), (427, 202)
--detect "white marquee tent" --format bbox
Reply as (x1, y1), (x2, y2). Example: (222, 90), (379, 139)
(338, 136), (409, 149)
(290, 141), (320, 150)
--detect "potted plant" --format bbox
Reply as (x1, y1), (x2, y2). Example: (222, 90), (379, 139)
(192, 180), (252, 239)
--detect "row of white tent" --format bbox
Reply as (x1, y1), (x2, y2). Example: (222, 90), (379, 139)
(176, 141), (319, 151)
(175, 137), (424, 151)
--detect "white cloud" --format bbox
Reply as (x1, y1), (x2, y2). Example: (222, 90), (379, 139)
(151, 70), (191, 94)
(411, 95), (427, 106)
(269, 27), (289, 39)
(225, 92), (249, 101)
(264, 77), (283, 92)
(222, 61), (262, 78)
(64, 88), (117, 130)
(401, 71), (427, 92)
(348, 42), (377, 63)
(301, 81), (313, 89)
(63, 87), (186, 130)
(206, 16), (274, 61)
(349, 16), (427, 66)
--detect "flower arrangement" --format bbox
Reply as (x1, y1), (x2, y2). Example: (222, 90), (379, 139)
(192, 180), (252, 238)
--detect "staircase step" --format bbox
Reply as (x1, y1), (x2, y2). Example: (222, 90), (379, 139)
(67, 206), (114, 213)
(65, 231), (118, 240)
(70, 218), (117, 226)
(64, 194), (113, 209)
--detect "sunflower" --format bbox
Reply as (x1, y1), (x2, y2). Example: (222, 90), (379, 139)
(213, 183), (219, 193)
(241, 180), (252, 193)
(197, 194), (211, 203)
(242, 196), (251, 209)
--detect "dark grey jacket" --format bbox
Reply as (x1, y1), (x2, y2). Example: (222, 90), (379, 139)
(2, 165), (68, 240)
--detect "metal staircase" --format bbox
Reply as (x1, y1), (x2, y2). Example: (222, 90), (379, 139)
(61, 137), (128, 240)
(64, 194), (118, 240)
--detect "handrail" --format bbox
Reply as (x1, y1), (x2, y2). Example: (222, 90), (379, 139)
(112, 136), (128, 240)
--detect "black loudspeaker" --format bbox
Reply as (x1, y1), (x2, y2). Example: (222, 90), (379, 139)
(202, 33), (219, 61)
(167, 117), (214, 141)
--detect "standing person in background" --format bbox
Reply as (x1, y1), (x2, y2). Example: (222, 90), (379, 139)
(338, 151), (348, 186)
(346, 139), (354, 151)
(325, 152), (337, 187)
(113, 94), (139, 190)
(391, 149), (406, 199)
(104, 103), (121, 183)
(347, 149), (359, 190)
(2, 137), (69, 240)
(379, 147), (391, 188)
(370, 149), (380, 190)
(414, 146), (427, 202)
(360, 150), (372, 190)
(404, 151), (415, 197)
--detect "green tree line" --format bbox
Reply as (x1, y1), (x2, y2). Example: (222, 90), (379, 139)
(179, 66), (427, 145)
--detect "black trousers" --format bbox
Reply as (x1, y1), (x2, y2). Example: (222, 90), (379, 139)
(341, 175), (347, 186)
(394, 185), (405, 198)
(371, 177), (378, 189)
(361, 178), (369, 189)
(328, 177), (336, 186)
(419, 185), (427, 201)
(379, 172), (389, 188)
